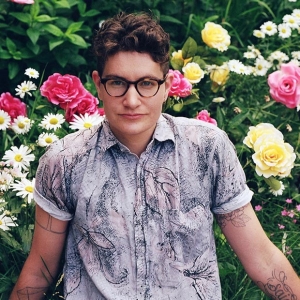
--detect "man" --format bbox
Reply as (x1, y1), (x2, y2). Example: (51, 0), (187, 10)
(10, 12), (300, 300)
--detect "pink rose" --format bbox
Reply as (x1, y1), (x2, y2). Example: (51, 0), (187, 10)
(0, 92), (27, 119)
(168, 69), (192, 98)
(196, 110), (217, 126)
(65, 92), (99, 122)
(10, 0), (34, 4)
(267, 62), (300, 109)
(40, 73), (88, 110)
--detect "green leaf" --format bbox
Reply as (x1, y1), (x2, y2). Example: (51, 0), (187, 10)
(54, 0), (71, 9)
(6, 37), (17, 53)
(228, 111), (250, 128)
(216, 106), (224, 128)
(30, 0), (40, 18)
(0, 49), (11, 59)
(49, 39), (64, 51)
(0, 230), (22, 250)
(77, 1), (86, 15)
(192, 56), (206, 69)
(159, 15), (183, 25)
(8, 61), (20, 79)
(182, 37), (197, 59)
(54, 51), (69, 67)
(65, 21), (84, 35)
(42, 24), (64, 37)
(26, 42), (40, 55)
(173, 102), (184, 112)
(66, 34), (88, 48)
(9, 12), (32, 24)
(35, 15), (57, 22)
(170, 57), (184, 70)
(82, 9), (101, 17)
(27, 27), (40, 44)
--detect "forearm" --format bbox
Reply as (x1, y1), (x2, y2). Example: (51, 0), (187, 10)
(247, 246), (300, 299)
(9, 255), (54, 300)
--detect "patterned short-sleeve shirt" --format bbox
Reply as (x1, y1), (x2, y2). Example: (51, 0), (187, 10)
(34, 113), (253, 299)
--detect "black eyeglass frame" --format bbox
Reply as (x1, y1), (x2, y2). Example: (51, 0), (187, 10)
(100, 76), (167, 98)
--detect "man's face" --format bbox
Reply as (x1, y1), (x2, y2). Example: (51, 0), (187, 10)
(92, 51), (173, 154)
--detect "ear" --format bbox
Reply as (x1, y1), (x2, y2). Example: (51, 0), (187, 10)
(92, 70), (102, 99)
(163, 72), (174, 101)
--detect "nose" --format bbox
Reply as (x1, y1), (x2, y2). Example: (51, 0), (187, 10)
(122, 84), (141, 108)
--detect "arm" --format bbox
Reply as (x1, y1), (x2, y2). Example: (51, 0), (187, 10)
(216, 203), (300, 299)
(9, 205), (69, 300)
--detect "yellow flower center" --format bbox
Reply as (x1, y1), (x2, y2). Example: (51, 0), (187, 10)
(25, 186), (33, 193)
(14, 154), (23, 162)
(0, 116), (4, 124)
(45, 137), (53, 143)
(0, 220), (2, 225)
(50, 118), (58, 125)
(84, 122), (92, 128)
(266, 25), (272, 31)
(282, 28), (286, 33)
(18, 122), (25, 129)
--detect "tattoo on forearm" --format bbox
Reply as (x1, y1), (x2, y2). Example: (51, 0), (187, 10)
(17, 287), (47, 299)
(35, 215), (66, 234)
(257, 270), (297, 300)
(215, 204), (251, 228)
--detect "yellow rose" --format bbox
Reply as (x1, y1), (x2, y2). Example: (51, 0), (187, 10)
(182, 62), (204, 84)
(252, 135), (296, 178)
(243, 123), (283, 149)
(210, 64), (229, 85)
(172, 50), (183, 60)
(201, 22), (231, 52)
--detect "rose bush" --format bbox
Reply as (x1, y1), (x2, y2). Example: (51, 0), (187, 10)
(0, 92), (27, 119)
(195, 110), (217, 125)
(167, 69), (192, 97)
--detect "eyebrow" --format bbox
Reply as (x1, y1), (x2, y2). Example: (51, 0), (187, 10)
(101, 74), (163, 81)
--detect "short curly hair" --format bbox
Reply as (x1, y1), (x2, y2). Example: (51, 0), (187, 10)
(93, 12), (170, 76)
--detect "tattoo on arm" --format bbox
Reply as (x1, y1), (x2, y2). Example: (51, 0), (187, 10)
(35, 215), (67, 234)
(257, 270), (297, 300)
(215, 204), (251, 228)
(17, 287), (47, 299)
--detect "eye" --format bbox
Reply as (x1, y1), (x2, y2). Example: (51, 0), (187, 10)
(107, 79), (126, 87)
(138, 79), (156, 88)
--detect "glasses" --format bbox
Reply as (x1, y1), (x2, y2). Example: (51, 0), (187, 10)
(100, 76), (166, 98)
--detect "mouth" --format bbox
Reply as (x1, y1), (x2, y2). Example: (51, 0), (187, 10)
(120, 113), (144, 120)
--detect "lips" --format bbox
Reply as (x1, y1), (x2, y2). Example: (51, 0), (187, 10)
(120, 113), (144, 120)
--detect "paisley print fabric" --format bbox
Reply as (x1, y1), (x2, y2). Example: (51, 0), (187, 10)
(33, 113), (253, 299)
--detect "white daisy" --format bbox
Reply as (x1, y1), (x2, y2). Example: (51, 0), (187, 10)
(227, 59), (244, 73)
(254, 58), (272, 76)
(24, 68), (39, 79)
(11, 116), (33, 134)
(2, 145), (35, 171)
(15, 81), (37, 99)
(269, 181), (285, 196)
(10, 178), (35, 204)
(282, 14), (299, 29)
(243, 51), (256, 59)
(212, 97), (225, 103)
(37, 132), (59, 147)
(260, 21), (277, 36)
(291, 51), (300, 60)
(0, 213), (17, 231)
(69, 113), (104, 130)
(0, 170), (13, 191)
(39, 113), (65, 131)
(278, 23), (292, 38)
(0, 110), (11, 130)
(289, 59), (300, 66)
(267, 51), (289, 65)
(253, 29), (265, 39)
(292, 9), (300, 19)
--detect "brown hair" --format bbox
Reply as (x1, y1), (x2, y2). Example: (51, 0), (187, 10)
(93, 12), (170, 76)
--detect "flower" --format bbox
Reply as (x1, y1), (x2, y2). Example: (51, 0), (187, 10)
(277, 23), (292, 39)
(25, 68), (39, 79)
(268, 180), (285, 196)
(255, 205), (263, 211)
(296, 205), (300, 212)
(282, 14), (299, 29)
(268, 62), (300, 109)
(10, 116), (33, 134)
(286, 198), (293, 203)
(254, 58), (272, 76)
(15, 81), (37, 99)
(209, 63), (229, 86)
(0, 92), (27, 119)
(243, 123), (283, 149)
(182, 62), (205, 84)
(260, 21), (277, 36)
(0, 110), (11, 130)
(10, 0), (34, 4)
(253, 30), (266, 38)
(212, 97), (225, 103)
(2, 145), (35, 171)
(37, 132), (59, 147)
(168, 69), (192, 98)
(201, 22), (231, 52)
(0, 213), (17, 231)
(0, 170), (13, 191)
(278, 224), (285, 229)
(39, 113), (65, 130)
(10, 178), (35, 204)
(252, 135), (296, 178)
(195, 110), (217, 126)
(69, 113), (104, 130)
(40, 73), (92, 109)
